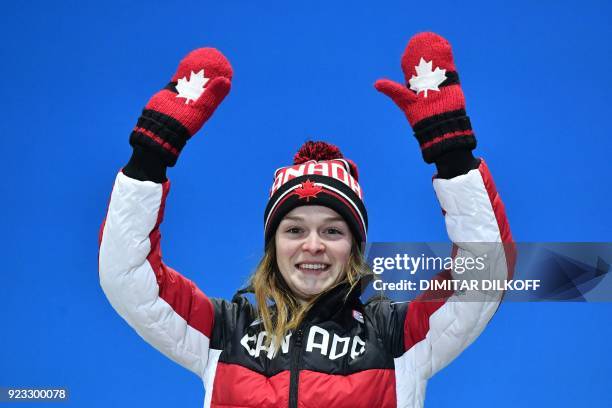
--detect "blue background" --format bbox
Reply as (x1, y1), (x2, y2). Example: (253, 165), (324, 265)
(1, 0), (611, 406)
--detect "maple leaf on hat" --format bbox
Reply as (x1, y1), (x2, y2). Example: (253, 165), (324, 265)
(175, 69), (210, 104)
(295, 179), (323, 202)
(408, 58), (447, 97)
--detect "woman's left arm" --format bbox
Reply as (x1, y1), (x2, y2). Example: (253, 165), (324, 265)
(375, 32), (516, 383)
(400, 156), (515, 379)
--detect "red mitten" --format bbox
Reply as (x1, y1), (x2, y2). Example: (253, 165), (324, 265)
(375, 32), (475, 163)
(130, 48), (233, 166)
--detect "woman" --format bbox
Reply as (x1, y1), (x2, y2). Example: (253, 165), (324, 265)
(99, 32), (513, 408)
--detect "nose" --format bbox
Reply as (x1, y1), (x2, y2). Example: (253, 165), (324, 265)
(301, 231), (325, 254)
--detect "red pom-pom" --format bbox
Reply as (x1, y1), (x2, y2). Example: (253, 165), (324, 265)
(293, 141), (343, 164)
(293, 140), (360, 181)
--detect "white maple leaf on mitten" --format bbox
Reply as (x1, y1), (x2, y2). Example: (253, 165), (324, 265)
(408, 58), (447, 97)
(175, 69), (210, 104)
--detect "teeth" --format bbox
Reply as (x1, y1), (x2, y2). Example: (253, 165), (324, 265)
(298, 263), (328, 270)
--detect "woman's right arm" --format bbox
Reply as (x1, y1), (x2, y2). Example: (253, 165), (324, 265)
(99, 156), (215, 377)
(98, 47), (233, 378)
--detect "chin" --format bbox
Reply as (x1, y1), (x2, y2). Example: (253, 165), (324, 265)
(294, 278), (335, 298)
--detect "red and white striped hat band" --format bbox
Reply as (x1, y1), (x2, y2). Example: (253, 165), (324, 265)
(270, 159), (362, 198)
(264, 159), (368, 246)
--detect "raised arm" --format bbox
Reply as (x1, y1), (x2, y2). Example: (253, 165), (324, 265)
(409, 159), (514, 375)
(375, 32), (515, 404)
(98, 48), (232, 377)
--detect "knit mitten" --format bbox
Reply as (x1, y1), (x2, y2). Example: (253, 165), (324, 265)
(130, 48), (233, 166)
(375, 32), (475, 163)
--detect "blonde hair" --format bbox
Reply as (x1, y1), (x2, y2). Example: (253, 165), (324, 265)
(250, 239), (370, 350)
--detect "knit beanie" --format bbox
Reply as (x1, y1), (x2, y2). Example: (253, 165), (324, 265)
(263, 141), (368, 246)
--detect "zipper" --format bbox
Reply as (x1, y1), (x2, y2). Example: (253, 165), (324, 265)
(288, 328), (304, 408)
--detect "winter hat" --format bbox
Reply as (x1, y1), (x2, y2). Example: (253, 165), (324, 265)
(263, 141), (368, 246)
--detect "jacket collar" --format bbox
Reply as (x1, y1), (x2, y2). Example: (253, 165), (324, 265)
(302, 274), (372, 325)
(233, 274), (373, 325)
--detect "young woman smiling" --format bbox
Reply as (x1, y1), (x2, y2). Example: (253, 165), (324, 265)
(99, 32), (513, 408)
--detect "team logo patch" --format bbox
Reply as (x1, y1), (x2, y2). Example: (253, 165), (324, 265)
(408, 58), (447, 97)
(175, 69), (209, 104)
(352, 310), (364, 324)
(295, 179), (322, 202)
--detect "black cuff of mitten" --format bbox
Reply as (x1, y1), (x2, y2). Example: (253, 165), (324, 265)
(434, 149), (480, 179)
(414, 110), (477, 164)
(123, 145), (168, 183)
(129, 109), (189, 168)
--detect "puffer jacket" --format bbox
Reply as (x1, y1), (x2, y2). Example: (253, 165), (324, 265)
(98, 159), (513, 407)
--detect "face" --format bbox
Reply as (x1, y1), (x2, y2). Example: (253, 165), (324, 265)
(275, 205), (353, 302)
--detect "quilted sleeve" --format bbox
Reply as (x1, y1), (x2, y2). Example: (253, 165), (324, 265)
(397, 159), (515, 381)
(98, 171), (215, 378)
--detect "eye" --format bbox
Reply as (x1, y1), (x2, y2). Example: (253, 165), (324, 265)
(325, 227), (344, 235)
(286, 226), (303, 234)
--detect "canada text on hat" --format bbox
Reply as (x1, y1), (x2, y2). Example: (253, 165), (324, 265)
(270, 159), (362, 199)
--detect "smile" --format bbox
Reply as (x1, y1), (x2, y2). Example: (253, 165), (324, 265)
(296, 263), (331, 272)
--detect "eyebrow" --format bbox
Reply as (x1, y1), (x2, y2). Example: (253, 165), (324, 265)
(282, 215), (345, 223)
